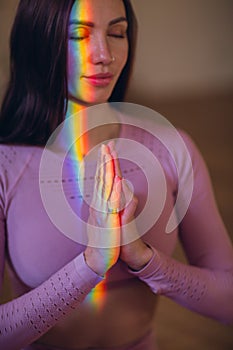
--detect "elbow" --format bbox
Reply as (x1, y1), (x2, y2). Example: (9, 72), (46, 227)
(218, 313), (233, 326)
(215, 296), (233, 326)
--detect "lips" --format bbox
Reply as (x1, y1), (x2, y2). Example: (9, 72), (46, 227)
(83, 73), (114, 87)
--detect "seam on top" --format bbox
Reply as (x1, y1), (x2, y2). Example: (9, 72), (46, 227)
(3, 146), (37, 216)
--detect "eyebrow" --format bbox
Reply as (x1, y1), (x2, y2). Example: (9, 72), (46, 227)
(69, 17), (128, 27)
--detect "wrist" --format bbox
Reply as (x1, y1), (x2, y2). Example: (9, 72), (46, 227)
(126, 244), (153, 271)
(84, 248), (106, 277)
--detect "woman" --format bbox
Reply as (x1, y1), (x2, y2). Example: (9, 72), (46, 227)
(0, 1), (232, 349)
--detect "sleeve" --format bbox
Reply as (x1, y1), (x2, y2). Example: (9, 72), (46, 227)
(0, 242), (103, 350)
(129, 131), (233, 324)
(0, 149), (103, 349)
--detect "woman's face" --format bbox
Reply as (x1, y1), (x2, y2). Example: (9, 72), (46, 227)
(67, 0), (129, 105)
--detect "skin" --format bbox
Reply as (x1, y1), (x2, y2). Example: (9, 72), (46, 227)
(39, 1), (154, 347)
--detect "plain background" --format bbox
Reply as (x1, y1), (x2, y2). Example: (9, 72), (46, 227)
(0, 1), (233, 349)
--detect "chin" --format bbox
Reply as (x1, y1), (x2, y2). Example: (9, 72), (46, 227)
(83, 93), (113, 105)
(83, 82), (116, 104)
(69, 86), (115, 107)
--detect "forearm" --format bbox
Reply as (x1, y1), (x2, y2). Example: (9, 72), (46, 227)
(0, 253), (102, 350)
(129, 246), (233, 324)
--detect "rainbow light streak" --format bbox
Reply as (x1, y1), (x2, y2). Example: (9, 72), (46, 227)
(85, 279), (107, 311)
(68, 0), (91, 155)
(85, 156), (121, 311)
(68, 0), (92, 194)
(68, 103), (88, 196)
(68, 2), (120, 311)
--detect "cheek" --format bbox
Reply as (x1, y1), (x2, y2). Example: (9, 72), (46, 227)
(67, 45), (83, 91)
(118, 42), (129, 69)
(68, 45), (78, 76)
(68, 44), (88, 78)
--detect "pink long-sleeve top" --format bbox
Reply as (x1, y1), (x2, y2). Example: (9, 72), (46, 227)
(0, 114), (233, 350)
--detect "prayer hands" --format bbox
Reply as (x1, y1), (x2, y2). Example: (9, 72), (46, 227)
(84, 143), (121, 276)
(84, 141), (153, 276)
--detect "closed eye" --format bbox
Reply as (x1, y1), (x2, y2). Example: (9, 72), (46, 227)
(69, 36), (87, 41)
(108, 30), (127, 39)
(108, 34), (126, 38)
(69, 28), (90, 41)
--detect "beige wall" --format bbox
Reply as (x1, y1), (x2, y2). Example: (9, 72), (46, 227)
(130, 0), (233, 97)
(0, 0), (18, 100)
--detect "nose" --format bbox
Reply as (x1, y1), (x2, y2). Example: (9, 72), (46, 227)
(90, 35), (113, 65)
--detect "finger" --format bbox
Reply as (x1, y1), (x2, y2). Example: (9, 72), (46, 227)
(98, 144), (114, 210)
(107, 175), (122, 227)
(95, 144), (115, 210)
(99, 144), (105, 184)
(112, 151), (123, 179)
(92, 144), (105, 208)
(107, 140), (115, 153)
(103, 151), (114, 202)
(108, 175), (122, 211)
(107, 141), (122, 179)
(121, 178), (138, 215)
(92, 147), (104, 209)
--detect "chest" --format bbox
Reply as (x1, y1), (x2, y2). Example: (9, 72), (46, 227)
(6, 153), (178, 288)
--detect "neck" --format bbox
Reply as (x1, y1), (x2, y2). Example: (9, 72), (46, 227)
(53, 99), (121, 159)
(65, 99), (87, 119)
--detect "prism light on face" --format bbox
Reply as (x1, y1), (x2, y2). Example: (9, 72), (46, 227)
(67, 0), (129, 106)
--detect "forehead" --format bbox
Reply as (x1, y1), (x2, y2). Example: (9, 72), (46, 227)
(70, 0), (126, 23)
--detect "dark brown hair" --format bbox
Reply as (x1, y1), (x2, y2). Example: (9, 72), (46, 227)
(0, 0), (137, 145)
